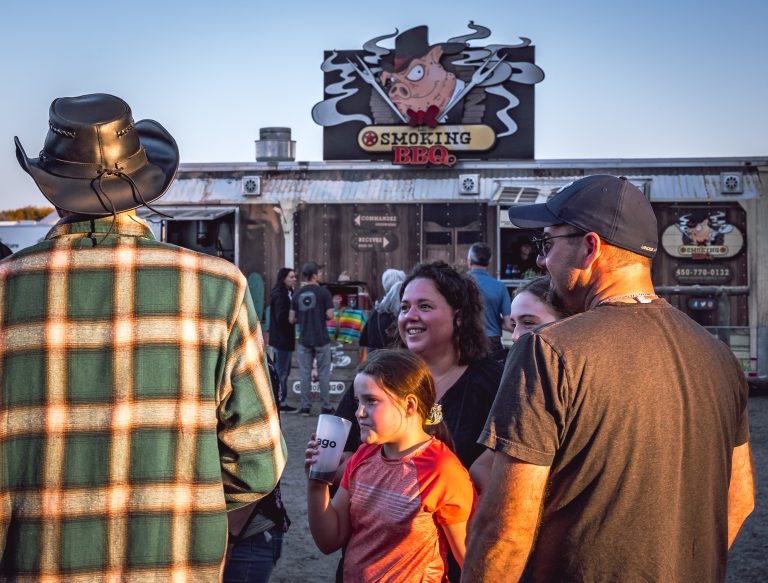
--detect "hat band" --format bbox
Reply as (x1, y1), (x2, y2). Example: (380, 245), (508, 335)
(37, 147), (149, 180)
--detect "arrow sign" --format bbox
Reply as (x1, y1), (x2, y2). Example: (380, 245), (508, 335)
(352, 213), (398, 229)
(350, 231), (399, 252)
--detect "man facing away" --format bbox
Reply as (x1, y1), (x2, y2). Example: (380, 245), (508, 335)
(467, 242), (513, 356)
(1, 94), (286, 580)
(463, 175), (754, 582)
(290, 261), (334, 416)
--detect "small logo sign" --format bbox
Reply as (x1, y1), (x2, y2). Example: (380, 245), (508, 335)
(661, 210), (744, 259)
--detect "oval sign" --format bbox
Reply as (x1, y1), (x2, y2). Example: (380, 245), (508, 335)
(357, 124), (496, 152)
(661, 212), (744, 259)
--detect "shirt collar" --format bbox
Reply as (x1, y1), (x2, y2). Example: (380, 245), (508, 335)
(469, 267), (489, 275)
(45, 213), (156, 241)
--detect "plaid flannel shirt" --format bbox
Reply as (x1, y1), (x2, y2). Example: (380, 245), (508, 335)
(0, 214), (287, 581)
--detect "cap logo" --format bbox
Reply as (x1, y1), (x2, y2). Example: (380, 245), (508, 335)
(640, 245), (657, 252)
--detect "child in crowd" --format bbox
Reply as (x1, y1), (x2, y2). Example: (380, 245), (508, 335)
(305, 349), (475, 582)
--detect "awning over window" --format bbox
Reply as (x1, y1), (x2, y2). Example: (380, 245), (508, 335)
(137, 206), (235, 222)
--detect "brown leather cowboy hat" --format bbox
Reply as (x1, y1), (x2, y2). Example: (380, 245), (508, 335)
(15, 93), (179, 215)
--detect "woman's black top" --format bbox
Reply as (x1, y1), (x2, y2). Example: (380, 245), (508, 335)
(268, 286), (295, 351)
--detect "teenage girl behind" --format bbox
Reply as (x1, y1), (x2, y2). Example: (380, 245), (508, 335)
(305, 349), (475, 582)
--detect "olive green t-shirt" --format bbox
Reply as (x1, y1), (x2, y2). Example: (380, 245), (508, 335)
(481, 300), (749, 583)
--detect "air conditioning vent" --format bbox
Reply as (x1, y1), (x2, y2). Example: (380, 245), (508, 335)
(721, 173), (742, 194)
(241, 176), (262, 196)
(458, 174), (479, 195)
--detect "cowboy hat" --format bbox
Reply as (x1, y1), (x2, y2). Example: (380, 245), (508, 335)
(15, 93), (179, 215)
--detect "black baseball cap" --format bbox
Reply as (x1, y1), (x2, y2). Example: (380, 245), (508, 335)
(507, 175), (658, 258)
(301, 261), (324, 278)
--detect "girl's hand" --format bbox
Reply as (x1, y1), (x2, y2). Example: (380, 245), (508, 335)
(304, 432), (320, 478)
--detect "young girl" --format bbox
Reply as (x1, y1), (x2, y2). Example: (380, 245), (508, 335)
(305, 349), (475, 582)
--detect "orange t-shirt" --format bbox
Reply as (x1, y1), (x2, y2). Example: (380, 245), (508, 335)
(340, 438), (475, 582)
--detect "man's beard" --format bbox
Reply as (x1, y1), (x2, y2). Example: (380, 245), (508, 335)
(547, 287), (579, 317)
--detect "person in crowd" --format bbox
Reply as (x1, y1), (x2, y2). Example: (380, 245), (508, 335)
(335, 261), (501, 582)
(305, 349), (474, 582)
(396, 261), (503, 470)
(2, 93), (286, 580)
(269, 267), (298, 412)
(466, 242), (513, 358)
(338, 261), (503, 471)
(360, 268), (406, 353)
(508, 275), (567, 342)
(468, 275), (566, 493)
(463, 175), (755, 582)
(290, 261), (334, 416)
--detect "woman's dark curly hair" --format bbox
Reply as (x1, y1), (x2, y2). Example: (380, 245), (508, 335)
(397, 261), (487, 365)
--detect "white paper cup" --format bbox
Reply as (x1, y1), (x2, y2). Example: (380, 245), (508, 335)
(309, 414), (353, 484)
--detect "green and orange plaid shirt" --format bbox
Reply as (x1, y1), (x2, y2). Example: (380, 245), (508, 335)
(0, 214), (286, 581)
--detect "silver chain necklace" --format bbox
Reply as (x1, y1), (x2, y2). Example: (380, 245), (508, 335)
(598, 292), (658, 306)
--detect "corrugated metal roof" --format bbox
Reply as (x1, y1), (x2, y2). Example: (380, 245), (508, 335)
(160, 162), (764, 207)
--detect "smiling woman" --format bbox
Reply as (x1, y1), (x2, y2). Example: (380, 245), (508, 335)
(387, 261), (502, 469)
(339, 262), (501, 470)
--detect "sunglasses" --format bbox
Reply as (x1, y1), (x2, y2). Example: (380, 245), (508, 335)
(530, 232), (584, 257)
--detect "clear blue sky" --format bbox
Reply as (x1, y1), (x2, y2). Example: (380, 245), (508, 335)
(2, 0), (766, 210)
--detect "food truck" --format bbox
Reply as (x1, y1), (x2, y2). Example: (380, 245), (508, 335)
(133, 23), (767, 393)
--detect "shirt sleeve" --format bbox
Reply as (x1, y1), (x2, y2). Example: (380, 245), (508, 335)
(275, 292), (289, 324)
(479, 332), (567, 466)
(418, 444), (475, 525)
(341, 444), (375, 490)
(217, 276), (287, 510)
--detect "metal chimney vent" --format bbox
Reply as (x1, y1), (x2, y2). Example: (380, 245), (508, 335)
(255, 127), (296, 162)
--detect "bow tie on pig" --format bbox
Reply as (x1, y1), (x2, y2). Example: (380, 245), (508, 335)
(407, 105), (440, 128)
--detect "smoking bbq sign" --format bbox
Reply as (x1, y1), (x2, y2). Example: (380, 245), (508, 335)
(312, 22), (545, 165)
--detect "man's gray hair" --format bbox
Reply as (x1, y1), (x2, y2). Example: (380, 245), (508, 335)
(468, 242), (492, 267)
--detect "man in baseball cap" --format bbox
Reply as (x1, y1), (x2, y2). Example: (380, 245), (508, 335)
(464, 175), (754, 581)
(290, 260), (334, 416)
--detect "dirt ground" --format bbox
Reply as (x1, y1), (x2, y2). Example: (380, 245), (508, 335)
(270, 395), (768, 582)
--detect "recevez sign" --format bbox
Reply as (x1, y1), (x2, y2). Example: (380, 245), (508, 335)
(312, 22), (544, 164)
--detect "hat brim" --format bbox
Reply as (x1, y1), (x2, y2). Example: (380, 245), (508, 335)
(15, 119), (179, 215)
(507, 202), (561, 228)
